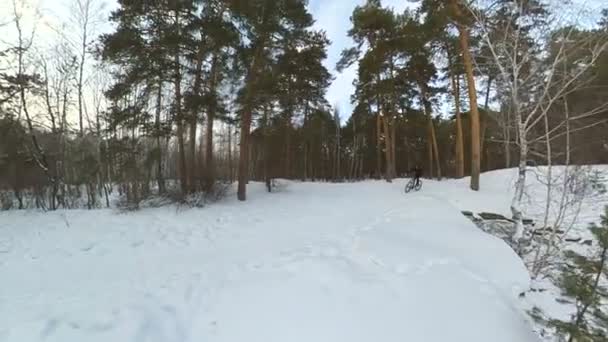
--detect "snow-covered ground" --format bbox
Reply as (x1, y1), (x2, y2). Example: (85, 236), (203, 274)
(4, 169), (600, 342)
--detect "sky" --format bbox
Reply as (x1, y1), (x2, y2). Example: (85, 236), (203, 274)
(308, 0), (417, 117)
(1, 0), (605, 122)
(0, 0), (416, 120)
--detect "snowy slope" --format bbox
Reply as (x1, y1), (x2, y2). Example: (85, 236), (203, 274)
(0, 179), (539, 342)
(443, 165), (608, 224)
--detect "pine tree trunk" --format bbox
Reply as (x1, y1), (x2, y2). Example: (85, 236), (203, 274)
(480, 77), (493, 167)
(238, 114), (250, 199)
(391, 115), (396, 177)
(303, 142), (308, 181)
(228, 123), (233, 182)
(285, 114), (292, 179)
(204, 55), (219, 190)
(263, 107), (270, 191)
(376, 112), (382, 179)
(175, 72), (187, 194)
(381, 114), (392, 182)
(430, 117), (441, 179)
(419, 81), (442, 179)
(404, 136), (411, 173)
(204, 114), (215, 188)
(452, 73), (465, 178)
(155, 81), (165, 194)
(335, 112), (341, 181)
(238, 43), (265, 201)
(451, 0), (481, 190)
(172, 5), (188, 195)
(188, 45), (205, 193)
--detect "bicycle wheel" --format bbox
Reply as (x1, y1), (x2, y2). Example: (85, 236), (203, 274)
(414, 180), (422, 191)
(404, 179), (415, 193)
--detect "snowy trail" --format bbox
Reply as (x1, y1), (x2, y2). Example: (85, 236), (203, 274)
(0, 179), (539, 342)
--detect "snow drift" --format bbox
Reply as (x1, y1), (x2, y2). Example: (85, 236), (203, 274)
(0, 178), (539, 342)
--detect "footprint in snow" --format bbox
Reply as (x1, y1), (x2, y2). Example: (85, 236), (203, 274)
(0, 238), (12, 253)
(415, 258), (453, 274)
(81, 243), (96, 252)
(462, 269), (489, 284)
(40, 318), (60, 339)
(131, 240), (144, 248)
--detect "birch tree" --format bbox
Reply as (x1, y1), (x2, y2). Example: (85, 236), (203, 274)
(467, 1), (608, 243)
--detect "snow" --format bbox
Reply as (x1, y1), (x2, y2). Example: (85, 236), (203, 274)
(0, 177), (544, 342)
(444, 166), (608, 341)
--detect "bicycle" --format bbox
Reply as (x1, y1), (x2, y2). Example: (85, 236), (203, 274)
(404, 177), (422, 193)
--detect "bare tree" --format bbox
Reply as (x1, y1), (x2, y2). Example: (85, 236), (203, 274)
(69, 0), (104, 137)
(10, 0), (59, 209)
(467, 1), (608, 244)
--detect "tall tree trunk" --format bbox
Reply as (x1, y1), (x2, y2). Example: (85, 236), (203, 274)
(419, 81), (442, 179)
(404, 136), (411, 173)
(238, 42), (265, 201)
(205, 54), (219, 190)
(391, 114), (396, 177)
(480, 76), (493, 170)
(504, 107), (511, 168)
(350, 115), (359, 180)
(376, 111), (382, 179)
(173, 7), (188, 195)
(155, 81), (165, 194)
(284, 113), (292, 179)
(303, 104), (309, 181)
(430, 117), (441, 179)
(77, 11), (88, 137)
(451, 0), (481, 190)
(381, 114), (392, 182)
(452, 73), (465, 178)
(262, 106), (271, 190)
(334, 111), (341, 181)
(399, 102), (411, 173)
(188, 44), (206, 193)
(228, 123), (233, 182)
(511, 110), (527, 242)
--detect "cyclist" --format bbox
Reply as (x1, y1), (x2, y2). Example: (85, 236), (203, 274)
(411, 165), (422, 187)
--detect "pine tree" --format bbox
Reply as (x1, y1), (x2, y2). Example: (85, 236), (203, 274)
(184, 0), (240, 191)
(446, 0), (481, 190)
(231, 0), (318, 201)
(445, 37), (465, 178)
(101, 0), (199, 196)
(338, 1), (417, 181)
(417, 0), (482, 187)
(549, 206), (608, 341)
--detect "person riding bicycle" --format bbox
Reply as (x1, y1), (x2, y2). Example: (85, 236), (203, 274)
(411, 165), (422, 187)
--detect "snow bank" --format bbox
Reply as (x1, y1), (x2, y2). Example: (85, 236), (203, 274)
(0, 180), (538, 342)
(442, 165), (608, 222)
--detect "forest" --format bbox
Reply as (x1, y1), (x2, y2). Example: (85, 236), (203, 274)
(0, 0), (607, 209)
